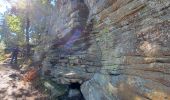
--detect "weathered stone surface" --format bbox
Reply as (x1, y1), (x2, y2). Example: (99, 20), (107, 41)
(81, 0), (170, 100)
(41, 0), (170, 100)
(42, 0), (100, 85)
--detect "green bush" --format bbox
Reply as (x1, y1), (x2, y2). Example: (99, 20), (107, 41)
(0, 41), (6, 61)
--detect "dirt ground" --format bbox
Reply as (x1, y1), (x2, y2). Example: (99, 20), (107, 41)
(0, 60), (47, 100)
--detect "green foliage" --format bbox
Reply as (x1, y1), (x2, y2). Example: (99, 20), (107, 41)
(5, 15), (25, 46)
(6, 15), (22, 33)
(0, 41), (6, 50)
(2, 0), (55, 56)
(0, 41), (6, 61)
(41, 0), (49, 4)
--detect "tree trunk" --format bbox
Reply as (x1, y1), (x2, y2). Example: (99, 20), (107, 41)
(25, 15), (30, 58)
(25, 0), (31, 59)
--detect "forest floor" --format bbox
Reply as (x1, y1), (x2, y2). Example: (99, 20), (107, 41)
(0, 58), (47, 100)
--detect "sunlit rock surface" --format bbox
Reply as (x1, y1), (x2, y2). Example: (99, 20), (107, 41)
(42, 0), (170, 100)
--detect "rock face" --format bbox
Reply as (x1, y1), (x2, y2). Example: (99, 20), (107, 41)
(43, 0), (101, 84)
(42, 0), (170, 100)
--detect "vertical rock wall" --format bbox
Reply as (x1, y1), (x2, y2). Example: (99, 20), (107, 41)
(42, 0), (170, 100)
(43, 0), (101, 84)
(81, 0), (170, 100)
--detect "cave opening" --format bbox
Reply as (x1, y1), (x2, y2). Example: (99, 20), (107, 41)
(68, 82), (85, 100)
(69, 82), (81, 89)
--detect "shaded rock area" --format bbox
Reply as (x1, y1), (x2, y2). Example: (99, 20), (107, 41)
(58, 83), (85, 100)
(35, 0), (170, 100)
(68, 83), (85, 100)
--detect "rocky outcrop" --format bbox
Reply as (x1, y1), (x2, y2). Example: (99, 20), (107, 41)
(42, 0), (170, 100)
(42, 0), (101, 84)
(81, 0), (170, 100)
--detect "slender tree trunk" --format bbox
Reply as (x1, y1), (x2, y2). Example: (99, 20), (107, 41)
(25, 0), (31, 59)
(25, 16), (30, 58)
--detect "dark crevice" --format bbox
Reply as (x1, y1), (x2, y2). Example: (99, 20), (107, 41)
(58, 82), (85, 100)
(69, 82), (81, 89)
(68, 83), (85, 100)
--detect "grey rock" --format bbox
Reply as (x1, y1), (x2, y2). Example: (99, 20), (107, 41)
(36, 0), (170, 100)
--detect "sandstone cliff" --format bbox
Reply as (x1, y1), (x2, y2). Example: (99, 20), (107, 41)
(41, 0), (170, 99)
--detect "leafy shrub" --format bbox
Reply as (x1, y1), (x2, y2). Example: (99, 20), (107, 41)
(0, 41), (6, 61)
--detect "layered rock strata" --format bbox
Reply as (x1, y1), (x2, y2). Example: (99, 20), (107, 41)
(42, 0), (170, 100)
